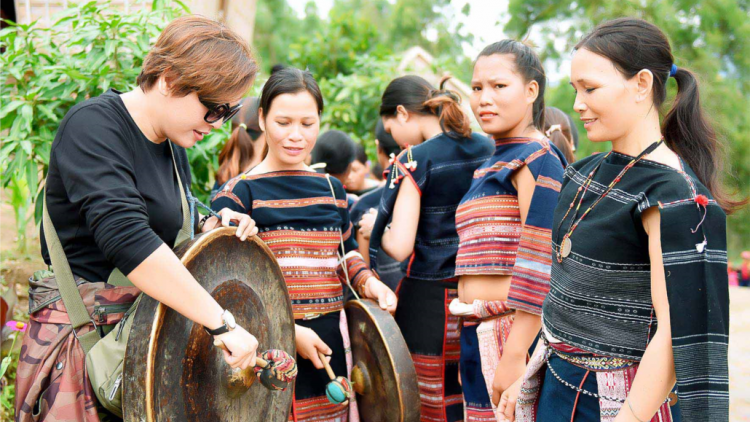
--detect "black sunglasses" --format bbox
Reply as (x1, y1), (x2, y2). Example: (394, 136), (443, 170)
(200, 99), (243, 124)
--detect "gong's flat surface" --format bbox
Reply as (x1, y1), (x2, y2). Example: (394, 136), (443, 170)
(345, 299), (420, 422)
(123, 228), (295, 421)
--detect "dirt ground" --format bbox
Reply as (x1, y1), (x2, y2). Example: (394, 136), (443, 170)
(1, 200), (748, 419)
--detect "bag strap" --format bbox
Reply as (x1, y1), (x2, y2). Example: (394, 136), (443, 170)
(42, 140), (192, 352)
(170, 141), (192, 247)
(324, 174), (361, 301)
(42, 194), (100, 353)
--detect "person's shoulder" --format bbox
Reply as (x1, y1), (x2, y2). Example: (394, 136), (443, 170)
(213, 173), (253, 202)
(56, 91), (131, 146)
(352, 186), (383, 212)
(64, 91), (126, 125)
(327, 174), (345, 189)
(521, 137), (551, 153)
(641, 161), (704, 203)
(509, 137), (559, 166)
(569, 151), (602, 171)
(324, 174), (347, 198)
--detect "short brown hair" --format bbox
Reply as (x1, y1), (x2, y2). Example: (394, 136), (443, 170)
(137, 15), (257, 104)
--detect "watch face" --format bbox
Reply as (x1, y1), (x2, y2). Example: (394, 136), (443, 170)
(223, 311), (237, 329)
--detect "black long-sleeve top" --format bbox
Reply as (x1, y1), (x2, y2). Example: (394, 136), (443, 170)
(41, 89), (194, 283)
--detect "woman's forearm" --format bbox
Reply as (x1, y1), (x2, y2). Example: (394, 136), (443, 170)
(126, 243), (225, 330)
(621, 328), (676, 421)
(356, 230), (371, 267)
(503, 310), (541, 359)
(619, 207), (676, 421)
(382, 177), (420, 261)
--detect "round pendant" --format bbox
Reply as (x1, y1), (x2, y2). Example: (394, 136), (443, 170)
(561, 237), (572, 258)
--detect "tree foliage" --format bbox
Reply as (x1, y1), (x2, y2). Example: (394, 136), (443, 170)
(263, 0), (475, 157)
(0, 1), (227, 249)
(254, 0), (474, 79)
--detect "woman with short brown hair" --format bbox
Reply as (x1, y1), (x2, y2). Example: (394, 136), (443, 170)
(16, 15), (261, 421)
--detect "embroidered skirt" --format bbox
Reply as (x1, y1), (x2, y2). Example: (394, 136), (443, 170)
(516, 341), (681, 422)
(15, 274), (139, 422)
(459, 306), (514, 422)
(395, 277), (463, 422)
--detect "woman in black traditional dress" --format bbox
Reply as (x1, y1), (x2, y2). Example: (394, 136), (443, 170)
(500, 18), (742, 422)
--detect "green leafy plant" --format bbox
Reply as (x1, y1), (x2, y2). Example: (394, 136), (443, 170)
(316, 55), (399, 158)
(0, 1), (189, 252)
(189, 125), (231, 204)
(0, 329), (23, 419)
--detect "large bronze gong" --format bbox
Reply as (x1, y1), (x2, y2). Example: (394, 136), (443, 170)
(122, 227), (295, 421)
(345, 299), (420, 422)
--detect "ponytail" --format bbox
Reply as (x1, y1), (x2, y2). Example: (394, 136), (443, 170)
(380, 74), (472, 139)
(216, 126), (254, 185)
(545, 125), (575, 164)
(544, 106), (576, 163)
(422, 76), (471, 138)
(663, 68), (745, 213)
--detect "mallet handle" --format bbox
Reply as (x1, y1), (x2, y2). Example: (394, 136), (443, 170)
(317, 351), (336, 380)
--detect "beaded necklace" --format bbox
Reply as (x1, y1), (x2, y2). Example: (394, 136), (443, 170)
(556, 139), (663, 263)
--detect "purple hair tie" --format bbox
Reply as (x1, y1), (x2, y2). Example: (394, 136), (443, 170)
(669, 64), (678, 78)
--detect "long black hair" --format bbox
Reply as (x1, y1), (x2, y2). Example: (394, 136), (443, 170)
(477, 40), (547, 131)
(380, 75), (471, 139)
(576, 17), (744, 213)
(311, 130), (356, 175)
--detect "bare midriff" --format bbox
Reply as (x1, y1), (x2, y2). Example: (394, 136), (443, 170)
(458, 274), (512, 303)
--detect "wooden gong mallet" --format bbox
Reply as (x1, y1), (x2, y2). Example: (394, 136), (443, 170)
(215, 339), (297, 393)
(317, 351), (353, 405)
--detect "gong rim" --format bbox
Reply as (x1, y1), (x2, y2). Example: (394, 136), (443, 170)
(125, 227), (295, 421)
(345, 298), (420, 422)
(145, 228), (282, 420)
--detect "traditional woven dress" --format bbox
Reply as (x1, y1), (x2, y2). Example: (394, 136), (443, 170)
(516, 151), (729, 421)
(369, 132), (494, 422)
(212, 170), (375, 422)
(454, 137), (566, 421)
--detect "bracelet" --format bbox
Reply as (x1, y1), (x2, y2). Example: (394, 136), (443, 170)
(626, 397), (647, 422)
(198, 214), (213, 230)
(357, 277), (370, 297)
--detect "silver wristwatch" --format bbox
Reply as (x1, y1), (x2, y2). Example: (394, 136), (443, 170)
(204, 309), (237, 336)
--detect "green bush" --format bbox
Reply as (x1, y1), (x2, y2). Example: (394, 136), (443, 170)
(316, 55), (399, 159)
(0, 1), (236, 248)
